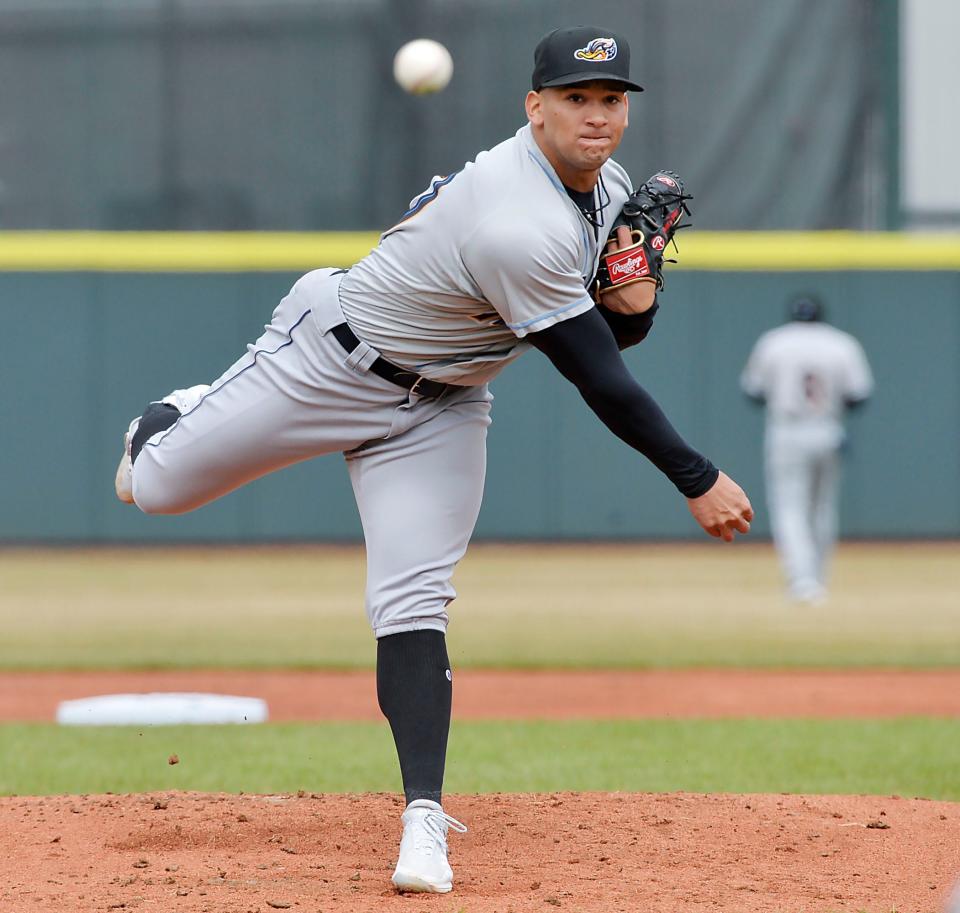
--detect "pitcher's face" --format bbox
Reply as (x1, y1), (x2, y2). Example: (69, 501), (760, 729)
(527, 81), (629, 190)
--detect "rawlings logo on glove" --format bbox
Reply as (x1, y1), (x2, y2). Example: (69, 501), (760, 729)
(594, 170), (692, 304)
(603, 237), (652, 286)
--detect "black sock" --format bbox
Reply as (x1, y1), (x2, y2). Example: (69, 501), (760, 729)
(130, 402), (180, 463)
(376, 630), (452, 807)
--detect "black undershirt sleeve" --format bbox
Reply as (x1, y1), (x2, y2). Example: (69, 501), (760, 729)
(527, 307), (719, 498)
(598, 301), (659, 350)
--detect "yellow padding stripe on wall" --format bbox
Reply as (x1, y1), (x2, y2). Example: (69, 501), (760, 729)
(2, 231), (960, 271)
(0, 232), (376, 271)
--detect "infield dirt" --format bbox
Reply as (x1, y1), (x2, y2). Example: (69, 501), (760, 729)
(2, 668), (960, 911)
(2, 790), (957, 912)
(4, 668), (960, 721)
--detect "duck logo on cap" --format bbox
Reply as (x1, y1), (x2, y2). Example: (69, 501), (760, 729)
(574, 37), (618, 62)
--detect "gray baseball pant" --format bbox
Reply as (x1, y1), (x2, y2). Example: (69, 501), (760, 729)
(764, 421), (842, 597)
(132, 269), (492, 637)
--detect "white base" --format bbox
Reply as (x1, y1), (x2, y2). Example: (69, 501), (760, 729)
(56, 692), (268, 725)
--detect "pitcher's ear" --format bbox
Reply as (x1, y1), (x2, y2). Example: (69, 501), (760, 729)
(525, 90), (544, 126)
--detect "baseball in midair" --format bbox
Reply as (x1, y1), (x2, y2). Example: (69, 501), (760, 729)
(393, 39), (453, 95)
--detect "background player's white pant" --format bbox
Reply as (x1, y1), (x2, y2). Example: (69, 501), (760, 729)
(132, 269), (492, 636)
(764, 422), (842, 601)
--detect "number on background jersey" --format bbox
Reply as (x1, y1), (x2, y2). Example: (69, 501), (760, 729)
(803, 371), (826, 411)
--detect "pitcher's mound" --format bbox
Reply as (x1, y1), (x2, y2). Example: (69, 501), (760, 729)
(1, 791), (957, 912)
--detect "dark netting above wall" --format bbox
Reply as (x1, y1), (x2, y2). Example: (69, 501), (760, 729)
(0, 0), (893, 230)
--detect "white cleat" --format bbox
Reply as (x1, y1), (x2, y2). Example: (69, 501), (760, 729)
(114, 417), (140, 504)
(161, 384), (210, 415)
(789, 580), (828, 605)
(391, 799), (467, 894)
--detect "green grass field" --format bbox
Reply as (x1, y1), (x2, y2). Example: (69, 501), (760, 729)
(2, 719), (959, 799)
(2, 542), (958, 801)
(1, 541), (958, 669)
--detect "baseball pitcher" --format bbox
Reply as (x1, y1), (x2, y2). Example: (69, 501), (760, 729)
(114, 25), (753, 894)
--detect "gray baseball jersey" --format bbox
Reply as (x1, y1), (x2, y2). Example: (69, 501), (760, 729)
(740, 322), (873, 431)
(339, 124), (632, 385)
(126, 123), (630, 637)
(741, 321), (873, 601)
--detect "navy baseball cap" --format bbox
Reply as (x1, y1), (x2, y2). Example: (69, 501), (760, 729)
(532, 26), (643, 92)
(790, 294), (824, 322)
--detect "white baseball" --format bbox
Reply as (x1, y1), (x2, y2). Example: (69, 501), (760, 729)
(393, 39), (453, 95)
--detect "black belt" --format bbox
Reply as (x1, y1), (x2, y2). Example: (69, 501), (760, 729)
(330, 322), (453, 399)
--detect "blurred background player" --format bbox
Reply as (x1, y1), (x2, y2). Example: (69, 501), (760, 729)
(740, 294), (873, 603)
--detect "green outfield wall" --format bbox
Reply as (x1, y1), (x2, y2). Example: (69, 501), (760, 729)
(2, 232), (958, 542)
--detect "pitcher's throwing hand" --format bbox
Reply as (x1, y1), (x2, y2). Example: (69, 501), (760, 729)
(687, 471), (754, 542)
